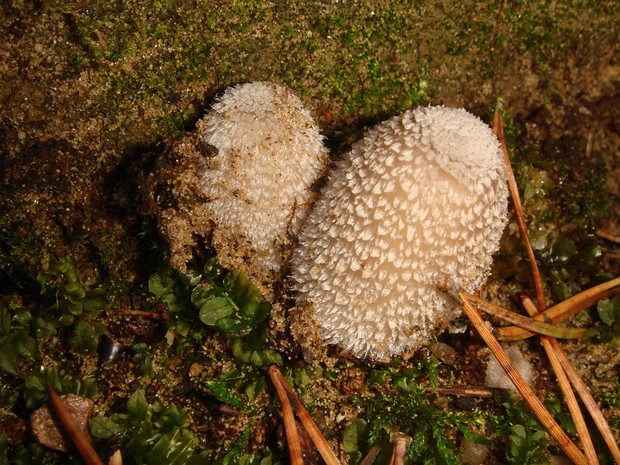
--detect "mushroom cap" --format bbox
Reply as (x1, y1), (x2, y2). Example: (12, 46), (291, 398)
(196, 82), (328, 271)
(290, 106), (508, 360)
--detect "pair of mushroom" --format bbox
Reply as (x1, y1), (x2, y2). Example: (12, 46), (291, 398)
(192, 82), (508, 361)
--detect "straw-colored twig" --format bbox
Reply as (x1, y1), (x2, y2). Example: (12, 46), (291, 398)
(119, 308), (167, 320)
(461, 293), (589, 339)
(520, 297), (599, 465)
(108, 449), (123, 465)
(45, 384), (105, 465)
(458, 295), (588, 465)
(433, 386), (495, 398)
(493, 111), (604, 464)
(269, 366), (342, 465)
(553, 343), (620, 463)
(493, 110), (546, 309)
(522, 296), (620, 463)
(359, 445), (381, 465)
(498, 277), (620, 341)
(596, 229), (620, 244)
(267, 366), (304, 465)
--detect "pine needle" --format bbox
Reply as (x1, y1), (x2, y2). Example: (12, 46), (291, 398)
(493, 110), (604, 464)
(520, 296), (599, 465)
(461, 293), (589, 339)
(497, 277), (620, 341)
(269, 365), (342, 465)
(268, 366), (304, 465)
(458, 295), (588, 465)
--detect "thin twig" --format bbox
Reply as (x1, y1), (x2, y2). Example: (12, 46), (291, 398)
(498, 277), (620, 340)
(433, 386), (495, 398)
(108, 449), (123, 465)
(494, 112), (601, 464)
(267, 366), (304, 465)
(45, 384), (105, 465)
(493, 110), (546, 309)
(554, 344), (620, 463)
(269, 366), (342, 465)
(458, 295), (588, 465)
(119, 308), (166, 320)
(520, 297), (599, 465)
(596, 229), (620, 244)
(524, 292), (620, 462)
(462, 293), (589, 339)
(359, 445), (381, 465)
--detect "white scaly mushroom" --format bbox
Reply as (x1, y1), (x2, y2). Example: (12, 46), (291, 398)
(290, 106), (508, 360)
(196, 82), (328, 272)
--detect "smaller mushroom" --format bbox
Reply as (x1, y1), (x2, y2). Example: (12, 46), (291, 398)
(145, 82), (328, 288)
(195, 82), (328, 272)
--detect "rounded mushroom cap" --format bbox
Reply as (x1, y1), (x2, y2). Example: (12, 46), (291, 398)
(196, 82), (328, 271)
(290, 106), (508, 360)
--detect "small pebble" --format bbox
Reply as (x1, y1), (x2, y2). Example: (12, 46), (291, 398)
(460, 438), (489, 465)
(30, 394), (94, 452)
(485, 344), (534, 391)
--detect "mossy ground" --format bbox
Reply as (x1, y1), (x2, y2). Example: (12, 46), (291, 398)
(0, 1), (618, 464)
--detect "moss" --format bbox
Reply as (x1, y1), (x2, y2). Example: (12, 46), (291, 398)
(0, 1), (618, 463)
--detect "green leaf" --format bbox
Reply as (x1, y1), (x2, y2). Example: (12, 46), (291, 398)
(24, 375), (45, 392)
(343, 419), (367, 465)
(217, 316), (247, 334)
(82, 288), (108, 311)
(0, 340), (19, 374)
(76, 378), (99, 399)
(31, 316), (56, 338)
(127, 390), (149, 418)
(149, 268), (175, 297)
(13, 309), (32, 327)
(598, 296), (619, 326)
(244, 376), (266, 402)
(0, 304), (10, 336)
(433, 424), (460, 465)
(457, 424), (491, 445)
(160, 406), (189, 428)
(65, 281), (87, 305)
(549, 236), (576, 265)
(199, 297), (235, 326)
(220, 427), (251, 465)
(241, 301), (271, 324)
(205, 380), (244, 407)
(249, 349), (282, 367)
(394, 375), (417, 393)
(145, 428), (199, 465)
(232, 339), (282, 367)
(161, 291), (187, 313)
(15, 442), (46, 465)
(191, 285), (214, 308)
(293, 367), (313, 388)
(13, 332), (36, 358)
(89, 415), (124, 439)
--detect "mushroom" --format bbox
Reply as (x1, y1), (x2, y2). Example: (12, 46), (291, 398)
(195, 81), (328, 272)
(290, 106), (508, 360)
